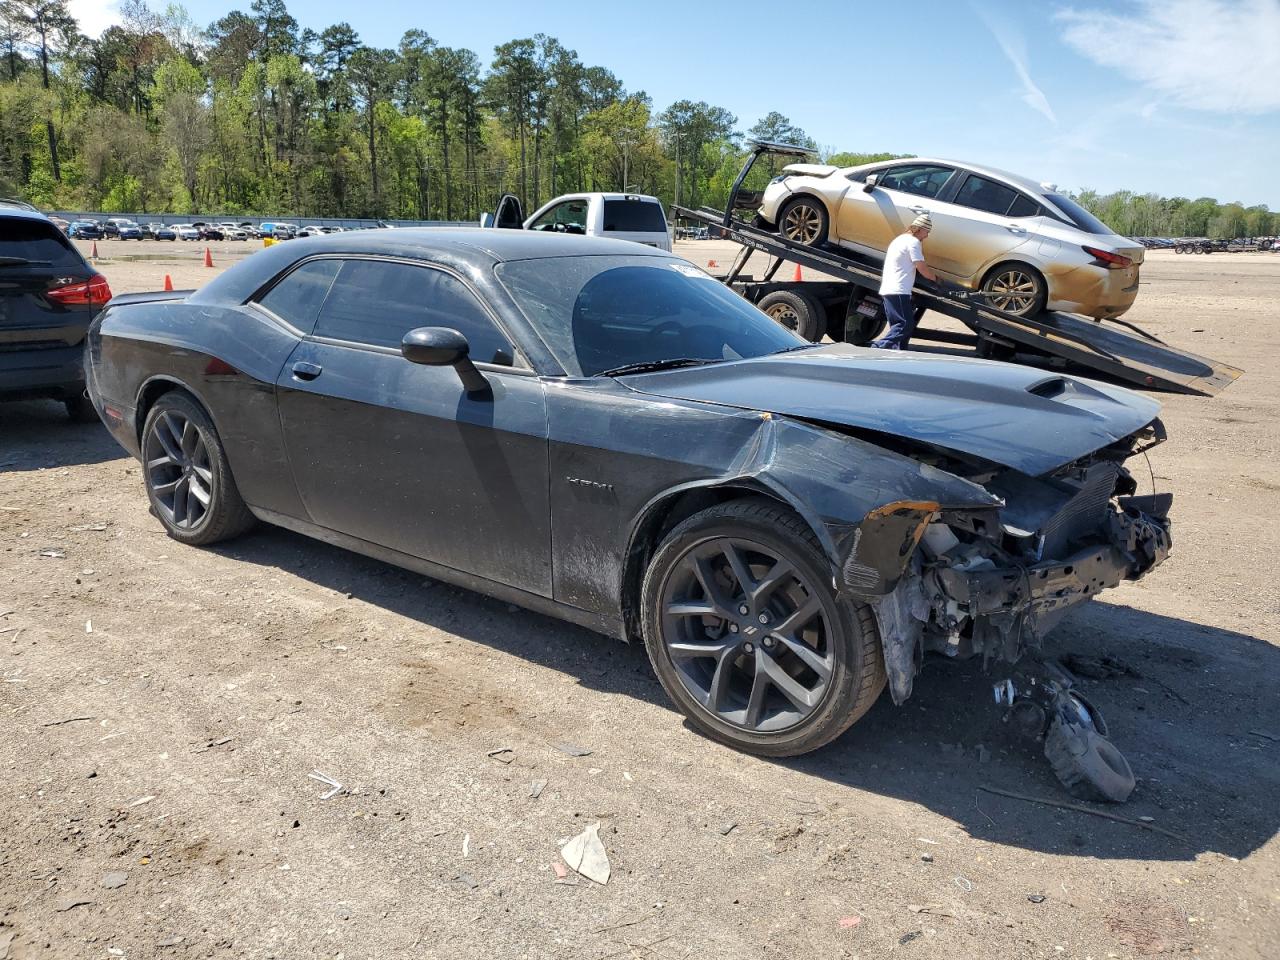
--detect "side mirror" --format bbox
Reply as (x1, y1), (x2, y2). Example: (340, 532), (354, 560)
(862, 174), (879, 194)
(401, 327), (489, 394)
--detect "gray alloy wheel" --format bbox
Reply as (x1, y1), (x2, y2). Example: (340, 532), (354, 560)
(660, 536), (836, 733)
(981, 264), (1046, 317)
(142, 392), (255, 546)
(641, 499), (885, 756)
(777, 196), (829, 247)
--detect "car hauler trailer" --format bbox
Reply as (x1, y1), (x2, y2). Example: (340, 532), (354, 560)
(672, 141), (1241, 397)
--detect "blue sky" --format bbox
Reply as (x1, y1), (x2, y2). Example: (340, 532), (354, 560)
(70, 0), (1279, 206)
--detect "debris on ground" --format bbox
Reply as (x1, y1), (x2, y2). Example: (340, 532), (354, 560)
(1062, 653), (1141, 680)
(55, 897), (93, 912)
(978, 785), (1192, 843)
(838, 915), (862, 929)
(41, 715), (96, 727)
(462, 833), (470, 859)
(908, 904), (956, 918)
(920, 853), (933, 863)
(554, 743), (593, 757)
(899, 930), (922, 945)
(157, 935), (184, 948)
(529, 779), (546, 799)
(718, 821), (737, 836)
(486, 747), (514, 763)
(561, 821), (610, 884)
(552, 862), (568, 879)
(0, 930), (13, 959)
(307, 770), (344, 799)
(453, 872), (478, 890)
(1027, 894), (1047, 903)
(101, 871), (128, 889)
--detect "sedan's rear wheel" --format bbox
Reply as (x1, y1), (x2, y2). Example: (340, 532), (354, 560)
(142, 392), (255, 546)
(776, 196), (829, 247)
(641, 499), (885, 757)
(981, 263), (1047, 317)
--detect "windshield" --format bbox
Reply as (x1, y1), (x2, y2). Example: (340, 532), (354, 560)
(1045, 193), (1114, 236)
(496, 255), (805, 377)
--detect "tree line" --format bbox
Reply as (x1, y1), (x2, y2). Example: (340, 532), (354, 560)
(0, 0), (1271, 238)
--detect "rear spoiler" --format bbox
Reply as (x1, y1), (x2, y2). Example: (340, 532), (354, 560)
(782, 163), (840, 177)
(103, 289), (193, 308)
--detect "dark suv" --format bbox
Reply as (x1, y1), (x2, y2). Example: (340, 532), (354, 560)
(0, 203), (113, 421)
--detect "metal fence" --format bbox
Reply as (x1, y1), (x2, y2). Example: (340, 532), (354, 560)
(48, 211), (474, 230)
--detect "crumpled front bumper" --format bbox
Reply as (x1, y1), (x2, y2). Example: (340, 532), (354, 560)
(934, 496), (1171, 630)
(874, 496), (1171, 705)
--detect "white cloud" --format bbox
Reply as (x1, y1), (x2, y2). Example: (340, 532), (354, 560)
(1057, 0), (1280, 114)
(974, 4), (1058, 124)
(68, 0), (122, 39)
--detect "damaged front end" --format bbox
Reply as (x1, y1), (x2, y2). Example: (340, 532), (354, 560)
(858, 419), (1172, 707)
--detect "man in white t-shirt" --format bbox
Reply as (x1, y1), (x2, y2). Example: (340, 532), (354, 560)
(870, 213), (938, 350)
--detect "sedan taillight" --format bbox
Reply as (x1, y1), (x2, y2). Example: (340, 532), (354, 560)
(1082, 246), (1132, 269)
(47, 274), (112, 305)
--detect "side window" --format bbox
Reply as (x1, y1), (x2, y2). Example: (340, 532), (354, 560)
(312, 260), (517, 365)
(878, 164), (955, 199)
(529, 200), (588, 234)
(256, 259), (341, 333)
(1008, 193), (1040, 218)
(953, 175), (1021, 216)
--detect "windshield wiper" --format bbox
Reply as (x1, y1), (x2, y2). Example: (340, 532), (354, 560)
(595, 357), (720, 377)
(0, 257), (50, 267)
(772, 343), (821, 355)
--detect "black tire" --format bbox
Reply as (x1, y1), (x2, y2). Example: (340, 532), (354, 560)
(141, 391), (256, 546)
(65, 394), (99, 424)
(1044, 718), (1135, 803)
(757, 289), (826, 342)
(980, 262), (1047, 318)
(641, 498), (886, 757)
(776, 195), (829, 247)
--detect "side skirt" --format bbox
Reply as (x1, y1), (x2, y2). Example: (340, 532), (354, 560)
(251, 506), (624, 641)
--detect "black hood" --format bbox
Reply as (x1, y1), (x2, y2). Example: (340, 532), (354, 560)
(621, 344), (1160, 476)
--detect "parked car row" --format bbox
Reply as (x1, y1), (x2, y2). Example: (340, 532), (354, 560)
(61, 218), (363, 242)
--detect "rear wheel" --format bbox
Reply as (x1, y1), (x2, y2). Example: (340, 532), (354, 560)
(981, 263), (1047, 317)
(776, 196), (829, 247)
(757, 289), (826, 342)
(641, 499), (886, 757)
(142, 392), (255, 546)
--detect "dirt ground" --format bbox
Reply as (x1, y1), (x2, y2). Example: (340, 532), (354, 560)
(1, 239), (1278, 959)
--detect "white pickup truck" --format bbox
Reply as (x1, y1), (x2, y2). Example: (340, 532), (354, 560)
(484, 192), (672, 252)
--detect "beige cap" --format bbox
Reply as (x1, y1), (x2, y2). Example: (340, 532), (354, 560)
(912, 213), (933, 230)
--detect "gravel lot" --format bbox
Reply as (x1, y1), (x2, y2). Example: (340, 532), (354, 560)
(1, 240), (1277, 959)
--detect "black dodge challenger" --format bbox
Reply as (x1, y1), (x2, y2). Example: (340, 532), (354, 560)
(86, 230), (1171, 797)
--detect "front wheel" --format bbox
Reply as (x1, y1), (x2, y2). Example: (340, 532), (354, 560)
(142, 392), (256, 546)
(776, 196), (829, 247)
(981, 263), (1047, 317)
(641, 499), (886, 757)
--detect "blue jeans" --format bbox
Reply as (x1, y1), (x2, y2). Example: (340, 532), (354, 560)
(871, 294), (916, 350)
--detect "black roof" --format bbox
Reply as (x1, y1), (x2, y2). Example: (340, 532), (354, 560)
(190, 228), (672, 306)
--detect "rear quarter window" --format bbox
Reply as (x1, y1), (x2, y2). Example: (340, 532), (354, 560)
(602, 200), (667, 232)
(0, 218), (86, 268)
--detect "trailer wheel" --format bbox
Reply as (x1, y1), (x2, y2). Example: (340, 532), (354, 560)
(758, 289), (826, 342)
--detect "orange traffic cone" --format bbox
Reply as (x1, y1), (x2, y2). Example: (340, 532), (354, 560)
(793, 262), (803, 282)
(708, 259), (718, 268)
(90, 241), (99, 260)
(203, 247), (214, 268)
(163, 274), (173, 291)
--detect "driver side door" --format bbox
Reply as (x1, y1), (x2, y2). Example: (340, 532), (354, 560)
(269, 257), (554, 596)
(527, 198), (589, 235)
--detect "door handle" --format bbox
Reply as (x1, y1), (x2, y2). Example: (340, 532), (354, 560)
(909, 205), (928, 214)
(291, 360), (322, 381)
(1006, 224), (1027, 234)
